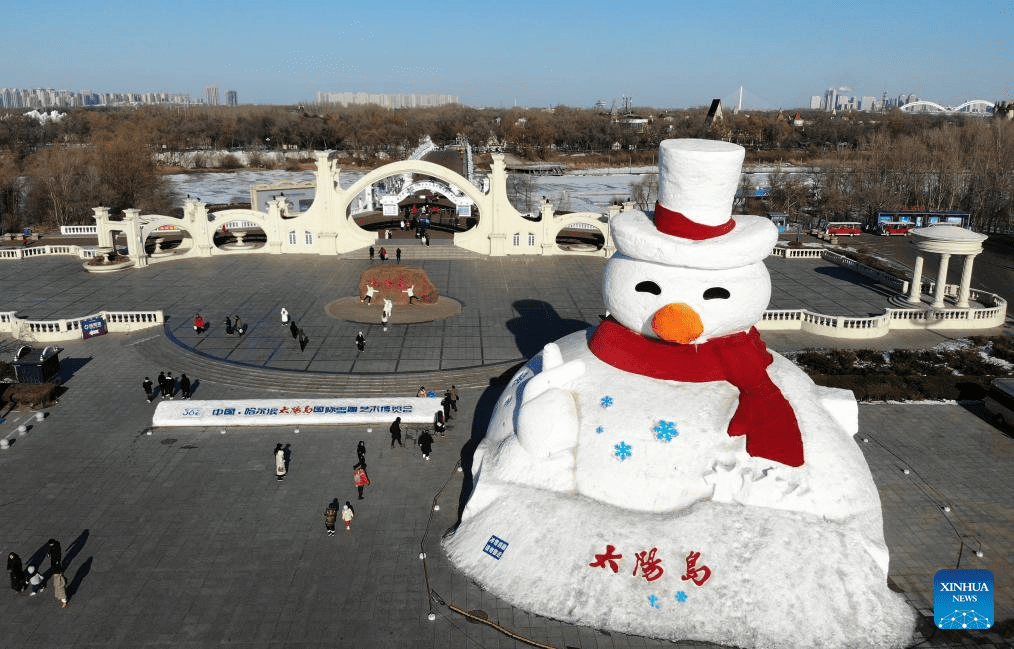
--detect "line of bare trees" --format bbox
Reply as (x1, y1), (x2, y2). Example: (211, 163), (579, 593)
(763, 120), (1014, 233)
(1, 102), (1012, 233)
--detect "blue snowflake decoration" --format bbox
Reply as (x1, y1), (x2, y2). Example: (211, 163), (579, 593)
(675, 591), (688, 603)
(595, 426), (605, 434)
(648, 594), (661, 609)
(653, 420), (679, 442)
(600, 395), (614, 408)
(613, 441), (632, 461)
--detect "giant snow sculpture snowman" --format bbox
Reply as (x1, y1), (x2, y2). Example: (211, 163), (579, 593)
(444, 140), (916, 649)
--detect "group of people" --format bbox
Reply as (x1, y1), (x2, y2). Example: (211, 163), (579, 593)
(7, 538), (68, 608)
(143, 370), (192, 402)
(323, 442), (367, 533)
(368, 246), (401, 263)
(275, 440), (364, 535)
(281, 307), (310, 351)
(191, 313), (245, 336)
(323, 500), (355, 535)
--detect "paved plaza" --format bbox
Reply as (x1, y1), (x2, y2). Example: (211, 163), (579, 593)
(1, 243), (1012, 648)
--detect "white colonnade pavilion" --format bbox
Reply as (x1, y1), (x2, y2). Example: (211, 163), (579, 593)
(906, 225), (988, 309)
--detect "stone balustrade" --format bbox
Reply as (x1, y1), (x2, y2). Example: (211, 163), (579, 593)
(0, 310), (164, 342)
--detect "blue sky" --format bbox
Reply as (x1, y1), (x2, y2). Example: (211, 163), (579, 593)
(3, 0), (1011, 109)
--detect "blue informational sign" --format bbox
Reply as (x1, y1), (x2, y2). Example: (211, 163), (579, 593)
(81, 315), (108, 339)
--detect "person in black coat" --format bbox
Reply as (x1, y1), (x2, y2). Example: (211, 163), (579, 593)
(7, 552), (26, 592)
(418, 430), (434, 460)
(356, 440), (366, 466)
(47, 538), (62, 575)
(179, 373), (192, 399)
(224, 315), (234, 335)
(389, 417), (403, 447)
(289, 320), (299, 339)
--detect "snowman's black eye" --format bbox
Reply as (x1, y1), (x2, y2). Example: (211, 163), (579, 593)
(635, 281), (661, 295)
(703, 287), (730, 300)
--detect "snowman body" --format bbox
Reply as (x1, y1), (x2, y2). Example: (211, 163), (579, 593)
(444, 140), (915, 649)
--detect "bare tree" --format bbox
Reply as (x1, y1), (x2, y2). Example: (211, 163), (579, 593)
(507, 172), (539, 214)
(631, 173), (659, 212)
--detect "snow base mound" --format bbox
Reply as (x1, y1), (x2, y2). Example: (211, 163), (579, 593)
(444, 486), (916, 649)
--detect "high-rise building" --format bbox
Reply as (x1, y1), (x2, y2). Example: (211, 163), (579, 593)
(205, 85), (220, 106)
(226, 90), (238, 107)
(316, 91), (459, 109)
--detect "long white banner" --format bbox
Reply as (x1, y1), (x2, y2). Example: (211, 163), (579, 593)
(152, 397), (443, 427)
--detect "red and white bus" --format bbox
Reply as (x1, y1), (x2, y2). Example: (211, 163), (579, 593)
(823, 222), (862, 236)
(878, 221), (915, 236)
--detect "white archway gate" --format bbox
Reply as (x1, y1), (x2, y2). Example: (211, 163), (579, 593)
(93, 150), (618, 266)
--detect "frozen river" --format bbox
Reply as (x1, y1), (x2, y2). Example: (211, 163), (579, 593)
(164, 167), (655, 214)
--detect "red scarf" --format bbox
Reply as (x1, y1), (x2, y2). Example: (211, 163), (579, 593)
(588, 319), (804, 467)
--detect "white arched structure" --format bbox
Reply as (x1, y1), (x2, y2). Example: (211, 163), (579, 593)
(906, 225), (988, 309)
(93, 150), (616, 267)
(899, 99), (994, 115)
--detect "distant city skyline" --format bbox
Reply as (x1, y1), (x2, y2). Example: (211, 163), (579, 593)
(3, 0), (1010, 110)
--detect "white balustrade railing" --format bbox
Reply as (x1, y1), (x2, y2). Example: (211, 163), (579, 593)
(60, 225), (98, 235)
(0, 310), (164, 342)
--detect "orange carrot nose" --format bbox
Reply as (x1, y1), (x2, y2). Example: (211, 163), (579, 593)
(651, 303), (704, 344)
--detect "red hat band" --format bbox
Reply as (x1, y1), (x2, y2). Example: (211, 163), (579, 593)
(654, 202), (735, 241)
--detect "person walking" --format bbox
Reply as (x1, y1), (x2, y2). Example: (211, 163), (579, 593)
(7, 552), (26, 593)
(369, 246), (375, 263)
(289, 320), (299, 340)
(434, 411), (446, 436)
(224, 315), (234, 335)
(280, 307), (289, 325)
(234, 315), (245, 335)
(353, 461), (369, 499)
(418, 429), (434, 461)
(51, 571), (68, 608)
(47, 538), (62, 575)
(441, 390), (452, 421)
(341, 502), (355, 531)
(298, 329), (309, 352)
(396, 248), (402, 263)
(324, 500), (338, 536)
(356, 440), (366, 466)
(179, 373), (192, 399)
(355, 331), (366, 352)
(449, 385), (459, 414)
(362, 285), (377, 304)
(26, 565), (44, 596)
(157, 371), (167, 399)
(417, 386), (427, 398)
(389, 417), (403, 447)
(142, 376), (154, 402)
(379, 247), (387, 262)
(193, 313), (206, 333)
(274, 443), (286, 481)
(164, 372), (175, 400)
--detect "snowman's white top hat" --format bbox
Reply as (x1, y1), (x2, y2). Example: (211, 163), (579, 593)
(611, 139), (776, 270)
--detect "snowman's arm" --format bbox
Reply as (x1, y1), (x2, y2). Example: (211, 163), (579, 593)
(815, 386), (858, 437)
(515, 343), (585, 458)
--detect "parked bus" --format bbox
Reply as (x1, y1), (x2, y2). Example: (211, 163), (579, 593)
(876, 209), (970, 229)
(984, 378), (1014, 430)
(822, 221), (862, 236)
(878, 221), (916, 236)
